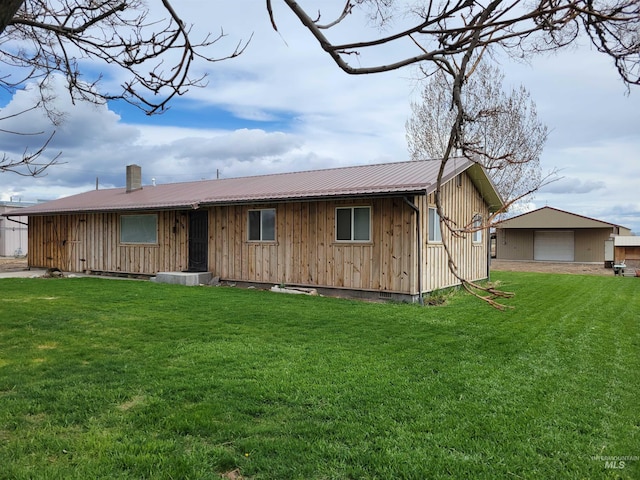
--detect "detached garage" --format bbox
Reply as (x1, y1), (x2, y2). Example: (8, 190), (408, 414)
(495, 206), (630, 263)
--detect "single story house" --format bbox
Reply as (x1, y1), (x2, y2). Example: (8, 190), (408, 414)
(3, 159), (503, 302)
(494, 206), (630, 263)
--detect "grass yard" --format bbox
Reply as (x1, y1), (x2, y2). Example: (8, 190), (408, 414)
(0, 271), (638, 479)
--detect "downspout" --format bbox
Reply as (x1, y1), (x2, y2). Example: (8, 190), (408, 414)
(5, 216), (28, 226)
(403, 196), (424, 306)
(486, 225), (491, 281)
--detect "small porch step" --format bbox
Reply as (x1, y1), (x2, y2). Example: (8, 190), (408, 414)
(152, 271), (212, 286)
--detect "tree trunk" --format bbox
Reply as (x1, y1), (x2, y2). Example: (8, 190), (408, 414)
(0, 0), (24, 34)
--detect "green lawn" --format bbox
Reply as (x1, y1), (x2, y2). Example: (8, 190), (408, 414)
(0, 272), (638, 479)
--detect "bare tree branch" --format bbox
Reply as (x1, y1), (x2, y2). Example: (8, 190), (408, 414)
(0, 0), (249, 177)
(279, 0), (639, 84)
(280, 0), (638, 307)
(2, 1), (251, 116)
(407, 59), (548, 203)
(1, 130), (62, 176)
(0, 0), (24, 34)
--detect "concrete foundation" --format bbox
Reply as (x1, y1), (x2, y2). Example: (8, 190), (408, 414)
(152, 271), (212, 286)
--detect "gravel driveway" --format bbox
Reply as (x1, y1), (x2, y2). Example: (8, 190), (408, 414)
(491, 259), (616, 276)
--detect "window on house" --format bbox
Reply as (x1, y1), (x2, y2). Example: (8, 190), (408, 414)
(472, 214), (483, 243)
(120, 214), (158, 244)
(428, 207), (442, 243)
(248, 209), (276, 241)
(336, 206), (371, 242)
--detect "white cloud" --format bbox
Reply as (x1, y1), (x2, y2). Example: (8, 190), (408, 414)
(1, 2), (639, 233)
(0, 76), (138, 151)
(541, 177), (606, 194)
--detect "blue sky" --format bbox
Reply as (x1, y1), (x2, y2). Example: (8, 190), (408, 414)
(1, 1), (639, 233)
(107, 99), (297, 132)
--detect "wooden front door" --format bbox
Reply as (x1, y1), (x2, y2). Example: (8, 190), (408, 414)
(188, 210), (208, 272)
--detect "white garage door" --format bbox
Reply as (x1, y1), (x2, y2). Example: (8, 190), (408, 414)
(534, 231), (575, 261)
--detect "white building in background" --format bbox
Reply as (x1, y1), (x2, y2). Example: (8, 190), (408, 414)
(0, 199), (37, 257)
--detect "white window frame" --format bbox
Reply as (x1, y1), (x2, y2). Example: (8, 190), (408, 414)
(248, 208), (276, 242)
(428, 207), (442, 243)
(335, 206), (371, 242)
(120, 214), (158, 244)
(472, 214), (483, 243)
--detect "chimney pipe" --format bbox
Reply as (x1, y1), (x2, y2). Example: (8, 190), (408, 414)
(126, 164), (142, 193)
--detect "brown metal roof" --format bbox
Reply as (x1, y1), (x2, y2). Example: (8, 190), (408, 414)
(5, 158), (503, 216)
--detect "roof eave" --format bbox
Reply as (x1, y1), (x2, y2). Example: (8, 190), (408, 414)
(6, 190), (434, 217)
(2, 203), (202, 217)
(424, 162), (504, 212)
(199, 189), (431, 207)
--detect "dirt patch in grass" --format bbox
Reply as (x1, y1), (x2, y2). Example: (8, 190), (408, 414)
(491, 259), (613, 276)
(25, 413), (47, 424)
(221, 469), (245, 480)
(117, 395), (146, 411)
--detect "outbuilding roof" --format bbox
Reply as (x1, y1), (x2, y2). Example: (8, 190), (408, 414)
(496, 206), (627, 230)
(4, 158), (503, 216)
(614, 235), (640, 247)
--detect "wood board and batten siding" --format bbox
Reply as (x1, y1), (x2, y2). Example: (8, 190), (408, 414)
(28, 211), (189, 274)
(19, 158), (501, 303)
(422, 172), (490, 292)
(25, 169), (492, 298)
(207, 171), (490, 296)
(209, 197), (417, 294)
(614, 236), (640, 269)
(26, 199), (417, 293)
